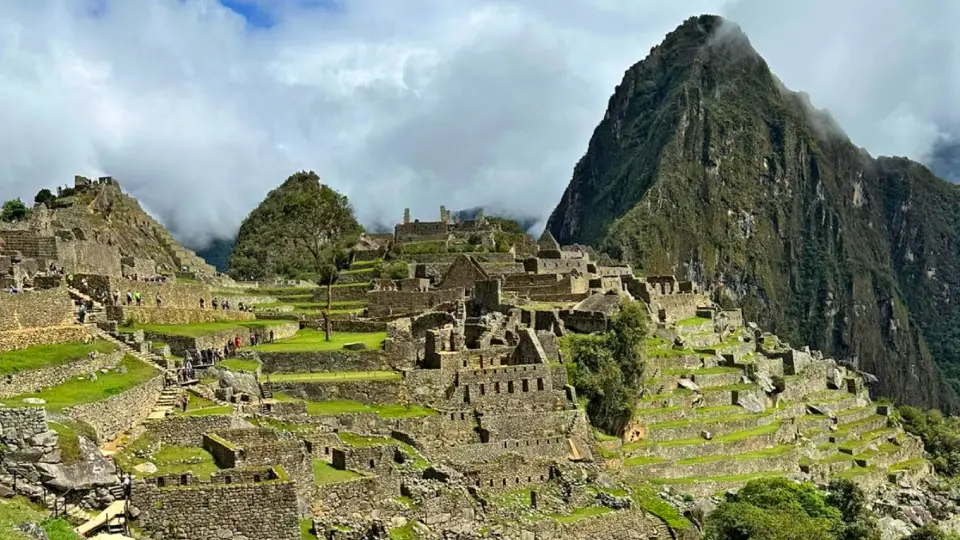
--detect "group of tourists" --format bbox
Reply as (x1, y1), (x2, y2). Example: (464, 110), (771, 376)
(177, 358), (196, 384)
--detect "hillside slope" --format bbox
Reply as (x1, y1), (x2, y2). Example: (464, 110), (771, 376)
(546, 15), (960, 410)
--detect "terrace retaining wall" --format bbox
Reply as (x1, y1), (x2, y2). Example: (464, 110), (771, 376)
(64, 374), (164, 442)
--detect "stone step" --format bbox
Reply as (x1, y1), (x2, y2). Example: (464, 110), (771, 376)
(837, 428), (898, 455)
(835, 415), (889, 439)
(833, 405), (879, 425)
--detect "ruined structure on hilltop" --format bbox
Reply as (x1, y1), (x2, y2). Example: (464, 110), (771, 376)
(0, 175), (218, 291)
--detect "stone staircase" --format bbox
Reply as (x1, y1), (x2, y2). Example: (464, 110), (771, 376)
(68, 287), (108, 325)
(148, 387), (183, 420)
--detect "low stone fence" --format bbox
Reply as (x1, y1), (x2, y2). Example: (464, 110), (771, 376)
(263, 379), (408, 406)
(0, 350), (124, 398)
(301, 319), (387, 333)
(107, 306), (256, 325)
(145, 414), (238, 447)
(259, 350), (390, 374)
(639, 448), (801, 479)
(313, 284), (370, 303)
(142, 321), (299, 356)
(64, 375), (164, 442)
(625, 430), (780, 461)
(0, 325), (94, 353)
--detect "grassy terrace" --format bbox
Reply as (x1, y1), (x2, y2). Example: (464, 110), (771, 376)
(219, 358), (261, 373)
(1, 355), (158, 411)
(253, 330), (386, 353)
(116, 435), (221, 480)
(673, 444), (794, 465)
(676, 316), (711, 327)
(662, 366), (742, 376)
(634, 405), (742, 417)
(631, 484), (691, 529)
(272, 393), (434, 418)
(119, 320), (292, 338)
(650, 471), (786, 486)
(313, 460), (365, 485)
(646, 411), (772, 431)
(0, 340), (118, 375)
(549, 506), (614, 524)
(623, 421), (782, 450)
(177, 394), (233, 417)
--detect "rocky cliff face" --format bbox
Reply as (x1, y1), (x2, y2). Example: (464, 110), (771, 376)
(546, 15), (960, 410)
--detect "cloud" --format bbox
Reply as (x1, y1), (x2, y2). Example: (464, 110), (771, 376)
(0, 0), (958, 248)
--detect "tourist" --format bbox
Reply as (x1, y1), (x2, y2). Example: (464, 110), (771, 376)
(77, 303), (87, 324)
(121, 474), (132, 500)
(269, 330), (275, 343)
(113, 290), (120, 305)
(135, 291), (142, 306)
(234, 335), (241, 351)
(126, 291), (133, 305)
(212, 297), (219, 310)
(199, 297), (205, 309)
(238, 301), (245, 312)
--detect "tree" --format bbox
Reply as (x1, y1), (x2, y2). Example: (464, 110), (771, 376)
(1, 198), (29, 222)
(279, 172), (362, 339)
(34, 189), (55, 207)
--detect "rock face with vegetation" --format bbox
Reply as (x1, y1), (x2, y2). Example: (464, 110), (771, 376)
(546, 15), (960, 411)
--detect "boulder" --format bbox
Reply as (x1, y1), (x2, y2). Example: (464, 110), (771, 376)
(738, 394), (766, 414)
(756, 373), (776, 394)
(343, 342), (367, 351)
(35, 437), (117, 491)
(21, 398), (46, 405)
(135, 462), (158, 474)
(677, 379), (701, 392)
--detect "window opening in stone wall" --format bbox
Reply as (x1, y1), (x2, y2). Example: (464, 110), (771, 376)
(253, 474), (261, 483)
(156, 477), (165, 487)
(325, 446), (330, 455)
(460, 412), (465, 420)
(537, 378), (544, 391)
(494, 382), (500, 393)
(479, 383), (485, 395)
(369, 460), (376, 469)
(180, 474), (189, 486)
(522, 379), (529, 392)
(508, 381), (514, 393)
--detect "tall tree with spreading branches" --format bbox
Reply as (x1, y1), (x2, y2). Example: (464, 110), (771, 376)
(279, 172), (363, 340)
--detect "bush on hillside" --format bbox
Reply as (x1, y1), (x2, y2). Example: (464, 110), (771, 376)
(897, 406), (960, 477)
(1, 198), (29, 222)
(705, 478), (879, 540)
(565, 301), (647, 435)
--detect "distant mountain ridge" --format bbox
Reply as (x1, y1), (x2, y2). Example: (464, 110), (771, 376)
(546, 15), (960, 410)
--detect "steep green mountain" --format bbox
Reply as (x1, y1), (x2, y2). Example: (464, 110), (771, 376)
(546, 15), (960, 410)
(228, 171), (360, 281)
(195, 237), (236, 273)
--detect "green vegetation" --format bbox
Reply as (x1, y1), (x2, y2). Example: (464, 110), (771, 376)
(218, 358), (261, 373)
(120, 320), (290, 338)
(300, 519), (319, 540)
(388, 523), (418, 540)
(0, 340), (117, 375)
(229, 171), (362, 282)
(674, 444), (793, 465)
(313, 460), (364, 485)
(253, 330), (386, 353)
(267, 371), (400, 383)
(705, 478), (880, 540)
(631, 484), (691, 529)
(272, 394), (435, 418)
(897, 406), (960, 477)
(48, 420), (96, 465)
(901, 526), (960, 540)
(1, 198), (29, 222)
(0, 496), (78, 539)
(549, 506), (613, 524)
(115, 436), (221, 480)
(1, 355), (158, 411)
(564, 301), (648, 435)
(677, 316), (711, 327)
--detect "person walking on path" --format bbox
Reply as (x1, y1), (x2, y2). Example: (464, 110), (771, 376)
(156, 293), (162, 308)
(135, 291), (142, 306)
(77, 303), (86, 324)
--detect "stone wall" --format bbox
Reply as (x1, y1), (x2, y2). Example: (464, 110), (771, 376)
(70, 274), (210, 309)
(0, 287), (75, 331)
(146, 414), (238, 447)
(259, 350), (391, 374)
(0, 230), (58, 260)
(523, 258), (589, 275)
(131, 475), (299, 540)
(107, 306), (256, 325)
(0, 407), (47, 441)
(366, 288), (465, 318)
(0, 325), (94, 352)
(560, 310), (608, 333)
(312, 284), (370, 303)
(311, 475), (398, 517)
(263, 379), (407, 405)
(0, 350), (123, 398)
(64, 375), (163, 442)
(649, 293), (710, 323)
(56, 240), (123, 276)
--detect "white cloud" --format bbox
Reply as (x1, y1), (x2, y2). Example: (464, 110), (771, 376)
(0, 0), (957, 247)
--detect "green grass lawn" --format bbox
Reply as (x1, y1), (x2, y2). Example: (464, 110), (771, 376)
(631, 484), (691, 530)
(676, 316), (711, 327)
(550, 506), (614, 524)
(0, 355), (158, 411)
(116, 439), (220, 480)
(219, 358), (261, 373)
(119, 320), (292, 338)
(300, 519), (320, 540)
(0, 496), (78, 540)
(48, 420), (97, 465)
(272, 394), (435, 418)
(313, 460), (364, 485)
(0, 340), (118, 375)
(338, 432), (394, 447)
(253, 330), (386, 353)
(266, 371), (400, 383)
(650, 471), (786, 485)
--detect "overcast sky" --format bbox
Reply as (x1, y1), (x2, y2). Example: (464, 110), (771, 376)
(1, 0), (957, 247)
